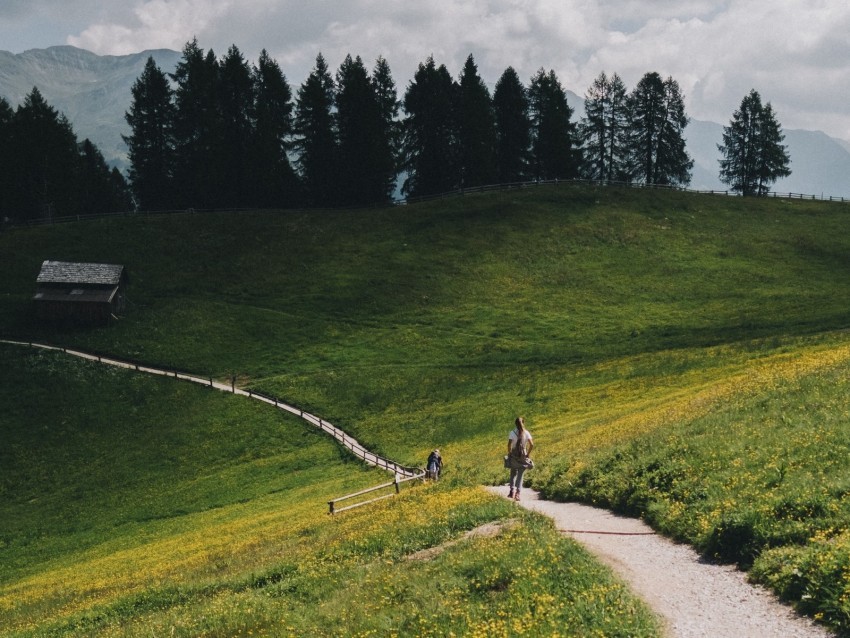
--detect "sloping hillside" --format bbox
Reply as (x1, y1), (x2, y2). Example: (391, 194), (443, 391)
(3, 184), (850, 634)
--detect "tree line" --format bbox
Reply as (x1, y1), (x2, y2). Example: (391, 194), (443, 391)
(0, 89), (132, 222)
(1, 40), (792, 221)
(124, 42), (702, 211)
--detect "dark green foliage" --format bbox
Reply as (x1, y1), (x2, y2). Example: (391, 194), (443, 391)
(372, 56), (402, 190)
(402, 56), (459, 197)
(251, 50), (300, 207)
(1, 88), (129, 221)
(493, 67), (531, 183)
(294, 53), (338, 207)
(123, 56), (175, 211)
(457, 54), (496, 188)
(336, 54), (396, 205)
(217, 45), (256, 208)
(77, 139), (133, 214)
(9, 87), (80, 220)
(528, 68), (580, 180)
(628, 72), (693, 186)
(171, 39), (224, 208)
(719, 89), (792, 196)
(0, 97), (16, 219)
(580, 72), (630, 181)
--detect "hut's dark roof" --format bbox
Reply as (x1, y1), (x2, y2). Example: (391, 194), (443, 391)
(36, 260), (125, 286)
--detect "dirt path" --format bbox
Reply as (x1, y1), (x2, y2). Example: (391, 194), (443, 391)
(485, 486), (834, 638)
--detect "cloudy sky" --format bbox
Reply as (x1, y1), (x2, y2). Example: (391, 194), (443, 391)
(2, 0), (849, 141)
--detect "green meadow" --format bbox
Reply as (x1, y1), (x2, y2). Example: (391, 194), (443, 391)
(3, 183), (850, 635)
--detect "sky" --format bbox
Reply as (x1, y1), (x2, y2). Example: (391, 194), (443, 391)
(2, 0), (850, 142)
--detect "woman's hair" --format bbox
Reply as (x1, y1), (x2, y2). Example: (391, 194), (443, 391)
(515, 416), (525, 431)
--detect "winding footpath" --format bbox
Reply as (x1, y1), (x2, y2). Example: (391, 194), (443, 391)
(3, 340), (836, 636)
(487, 487), (834, 638)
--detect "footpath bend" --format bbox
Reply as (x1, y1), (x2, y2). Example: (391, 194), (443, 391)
(486, 486), (833, 638)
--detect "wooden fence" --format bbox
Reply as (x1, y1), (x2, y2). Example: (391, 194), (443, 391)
(328, 471), (425, 515)
(0, 340), (423, 482)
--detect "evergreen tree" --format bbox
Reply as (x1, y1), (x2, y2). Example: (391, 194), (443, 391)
(293, 53), (338, 207)
(372, 55), (401, 196)
(579, 72), (630, 181)
(218, 45), (255, 207)
(528, 69), (579, 181)
(77, 138), (132, 214)
(123, 56), (175, 210)
(718, 89), (791, 196)
(656, 77), (693, 186)
(336, 54), (395, 205)
(493, 66), (531, 183)
(5, 89), (122, 220)
(627, 72), (693, 186)
(402, 56), (459, 198)
(0, 97), (14, 220)
(457, 54), (496, 188)
(171, 39), (222, 208)
(10, 87), (79, 220)
(252, 49), (299, 207)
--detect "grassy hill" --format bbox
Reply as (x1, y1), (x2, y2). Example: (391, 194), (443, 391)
(3, 183), (850, 635)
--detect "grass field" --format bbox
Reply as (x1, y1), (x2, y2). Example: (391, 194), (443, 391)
(3, 183), (850, 634)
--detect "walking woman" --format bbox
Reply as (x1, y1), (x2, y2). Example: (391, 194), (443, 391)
(507, 417), (534, 500)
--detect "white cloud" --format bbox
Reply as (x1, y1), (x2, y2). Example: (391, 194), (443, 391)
(68, 0), (235, 54)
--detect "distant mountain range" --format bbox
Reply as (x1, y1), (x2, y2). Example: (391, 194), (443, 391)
(0, 46), (180, 171)
(2, 46), (849, 198)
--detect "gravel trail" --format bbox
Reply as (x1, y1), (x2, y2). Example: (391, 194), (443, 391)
(486, 486), (834, 638)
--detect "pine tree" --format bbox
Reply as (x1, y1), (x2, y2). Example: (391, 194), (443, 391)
(336, 54), (395, 205)
(372, 55), (401, 197)
(171, 39), (222, 208)
(528, 69), (579, 181)
(718, 90), (791, 196)
(493, 66), (531, 183)
(656, 77), (693, 186)
(0, 97), (14, 220)
(10, 87), (80, 220)
(755, 103), (792, 194)
(402, 57), (459, 198)
(123, 56), (175, 210)
(627, 72), (693, 186)
(294, 53), (338, 207)
(218, 45), (255, 207)
(77, 138), (132, 214)
(579, 72), (630, 181)
(457, 54), (496, 188)
(252, 49), (299, 207)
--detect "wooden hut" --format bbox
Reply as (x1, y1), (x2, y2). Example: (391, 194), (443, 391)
(33, 260), (127, 325)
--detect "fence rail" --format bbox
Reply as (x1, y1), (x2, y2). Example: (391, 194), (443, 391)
(328, 472), (425, 515)
(0, 339), (423, 481)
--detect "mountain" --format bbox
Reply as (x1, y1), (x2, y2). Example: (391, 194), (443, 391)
(2, 47), (849, 199)
(0, 46), (181, 171)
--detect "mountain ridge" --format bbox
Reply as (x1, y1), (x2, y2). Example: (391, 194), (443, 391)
(3, 46), (848, 198)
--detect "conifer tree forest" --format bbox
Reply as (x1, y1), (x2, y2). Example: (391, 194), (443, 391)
(1, 40), (792, 221)
(0, 88), (132, 223)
